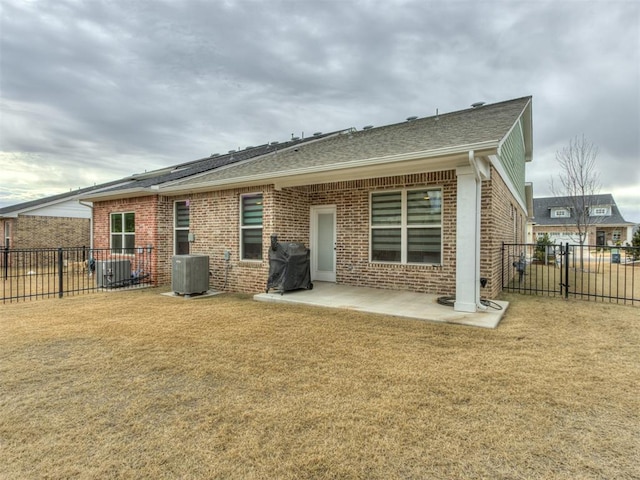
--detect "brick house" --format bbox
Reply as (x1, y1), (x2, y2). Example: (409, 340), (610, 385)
(0, 179), (133, 252)
(532, 194), (636, 245)
(0, 190), (93, 250)
(82, 96), (533, 313)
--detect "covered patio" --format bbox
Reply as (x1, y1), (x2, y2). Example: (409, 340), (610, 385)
(254, 282), (508, 328)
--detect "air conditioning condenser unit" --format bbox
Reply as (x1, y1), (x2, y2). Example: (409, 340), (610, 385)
(97, 259), (131, 288)
(172, 254), (209, 296)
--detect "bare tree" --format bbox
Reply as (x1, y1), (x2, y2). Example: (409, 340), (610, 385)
(550, 135), (601, 269)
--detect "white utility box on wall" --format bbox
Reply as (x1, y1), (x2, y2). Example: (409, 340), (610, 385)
(172, 254), (209, 296)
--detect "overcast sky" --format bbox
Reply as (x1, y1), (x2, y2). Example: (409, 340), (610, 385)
(1, 0), (639, 222)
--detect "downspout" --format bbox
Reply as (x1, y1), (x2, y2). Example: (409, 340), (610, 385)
(468, 151), (487, 311)
(79, 201), (94, 250)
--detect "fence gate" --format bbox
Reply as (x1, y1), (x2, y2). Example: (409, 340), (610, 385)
(502, 242), (638, 306)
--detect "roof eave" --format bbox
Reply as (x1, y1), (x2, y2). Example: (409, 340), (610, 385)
(79, 187), (155, 202)
(157, 141), (499, 194)
(0, 192), (92, 217)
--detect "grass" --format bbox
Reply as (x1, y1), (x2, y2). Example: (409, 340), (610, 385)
(507, 259), (639, 304)
(1, 288), (639, 479)
(1, 268), (96, 301)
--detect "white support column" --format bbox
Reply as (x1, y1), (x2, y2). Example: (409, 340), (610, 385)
(454, 165), (480, 312)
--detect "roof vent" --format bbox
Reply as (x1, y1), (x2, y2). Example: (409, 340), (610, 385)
(313, 132), (322, 136)
(406, 116), (418, 121)
(362, 125), (374, 130)
(228, 150), (236, 154)
(471, 102), (485, 108)
(210, 153), (220, 157)
(291, 136), (300, 141)
(270, 141), (279, 145)
(245, 146), (254, 150)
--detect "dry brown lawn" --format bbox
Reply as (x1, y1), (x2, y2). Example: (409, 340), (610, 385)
(2, 268), (96, 301)
(1, 288), (639, 479)
(508, 260), (640, 304)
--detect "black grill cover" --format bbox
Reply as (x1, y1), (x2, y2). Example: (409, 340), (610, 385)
(266, 237), (312, 294)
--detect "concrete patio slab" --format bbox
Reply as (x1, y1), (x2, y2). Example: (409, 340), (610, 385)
(254, 282), (508, 328)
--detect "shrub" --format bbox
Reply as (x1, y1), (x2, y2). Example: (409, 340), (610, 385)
(535, 234), (553, 262)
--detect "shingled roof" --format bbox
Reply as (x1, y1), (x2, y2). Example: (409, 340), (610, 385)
(0, 179), (127, 217)
(532, 194), (634, 226)
(79, 131), (341, 200)
(163, 96), (532, 191)
(79, 96), (532, 201)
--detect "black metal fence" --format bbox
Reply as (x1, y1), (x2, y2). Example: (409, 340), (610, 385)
(502, 242), (639, 305)
(1, 246), (153, 304)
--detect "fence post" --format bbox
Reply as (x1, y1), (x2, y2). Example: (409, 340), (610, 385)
(57, 247), (64, 298)
(3, 246), (8, 280)
(501, 242), (505, 290)
(564, 242), (570, 299)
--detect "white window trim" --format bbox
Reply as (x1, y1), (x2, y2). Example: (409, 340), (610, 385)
(240, 192), (263, 261)
(110, 212), (135, 254)
(591, 206), (610, 216)
(174, 200), (190, 255)
(369, 187), (443, 265)
(552, 208), (569, 218)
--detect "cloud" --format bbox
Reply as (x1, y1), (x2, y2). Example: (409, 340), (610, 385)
(0, 0), (638, 222)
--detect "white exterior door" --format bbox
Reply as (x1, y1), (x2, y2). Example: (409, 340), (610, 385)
(311, 206), (336, 282)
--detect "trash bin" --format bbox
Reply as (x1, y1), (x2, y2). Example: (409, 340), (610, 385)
(611, 251), (621, 264)
(266, 235), (313, 294)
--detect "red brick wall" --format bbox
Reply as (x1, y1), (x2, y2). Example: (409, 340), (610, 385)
(93, 196), (160, 283)
(480, 165), (528, 298)
(92, 166), (527, 298)
(155, 188), (274, 292)
(152, 174), (459, 295)
(11, 215), (90, 249)
(303, 171), (458, 295)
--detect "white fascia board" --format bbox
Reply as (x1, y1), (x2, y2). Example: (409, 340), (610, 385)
(78, 187), (153, 202)
(158, 141), (499, 195)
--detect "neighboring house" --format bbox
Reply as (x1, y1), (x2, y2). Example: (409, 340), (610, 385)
(0, 179), (134, 251)
(82, 96), (534, 313)
(0, 189), (93, 250)
(532, 194), (636, 246)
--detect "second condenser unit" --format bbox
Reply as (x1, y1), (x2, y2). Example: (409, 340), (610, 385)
(96, 259), (131, 288)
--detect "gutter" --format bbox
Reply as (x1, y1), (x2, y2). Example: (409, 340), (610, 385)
(78, 200), (94, 250)
(79, 187), (152, 202)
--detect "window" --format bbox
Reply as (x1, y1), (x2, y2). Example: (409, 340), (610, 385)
(591, 207), (609, 216)
(4, 221), (9, 248)
(552, 208), (569, 218)
(110, 212), (135, 253)
(241, 194), (263, 260)
(175, 200), (190, 255)
(370, 188), (442, 264)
